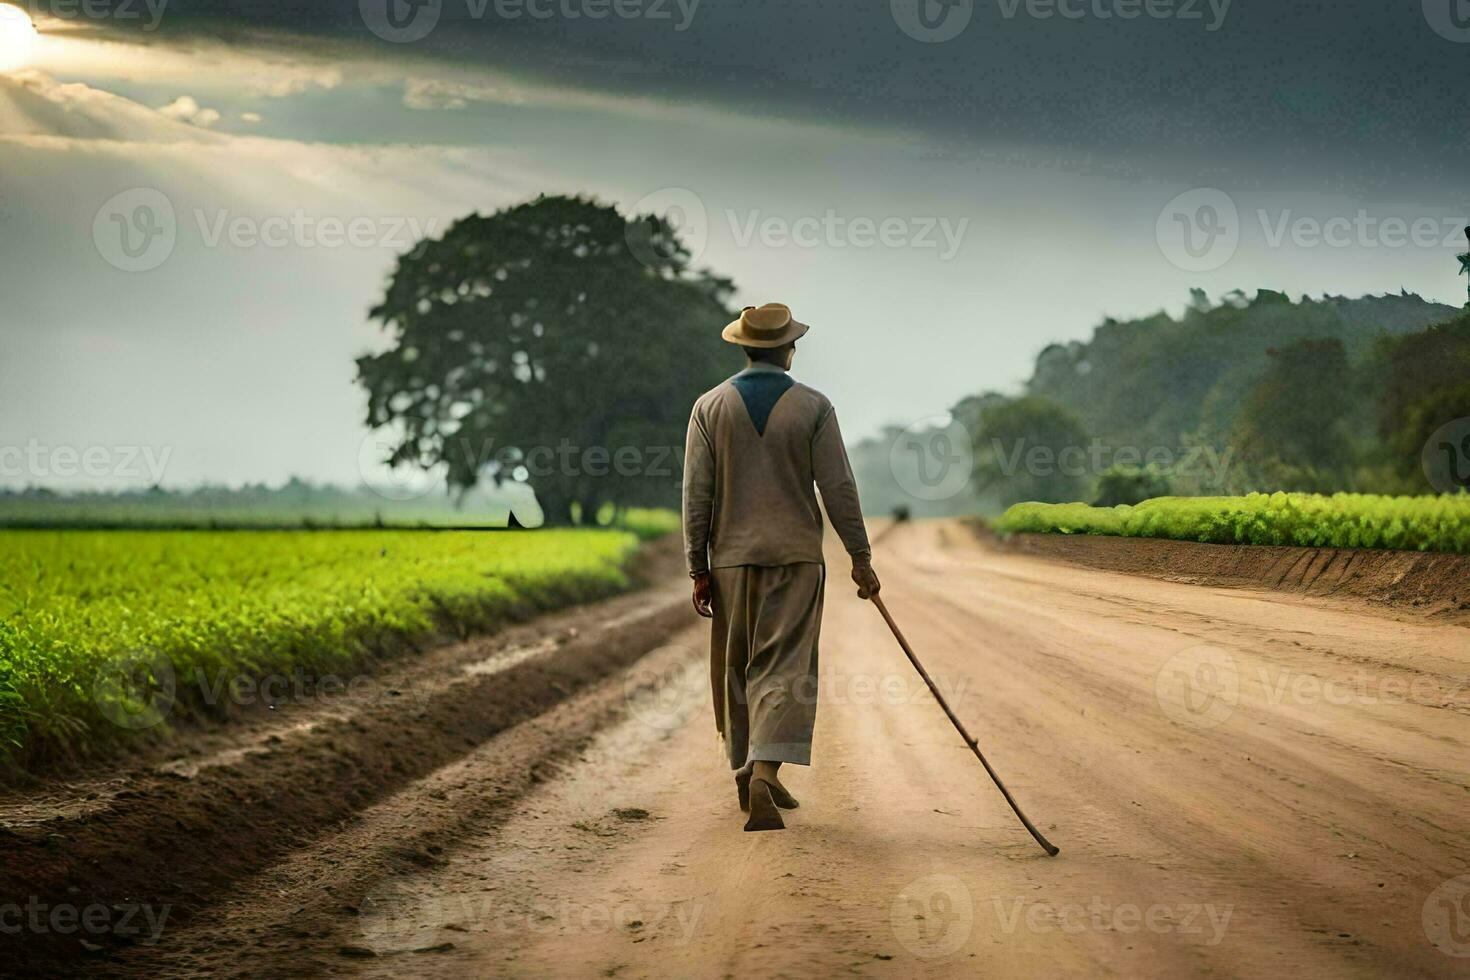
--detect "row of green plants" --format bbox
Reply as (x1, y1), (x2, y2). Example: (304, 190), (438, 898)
(0, 480), (681, 538)
(994, 492), (1470, 554)
(0, 528), (650, 772)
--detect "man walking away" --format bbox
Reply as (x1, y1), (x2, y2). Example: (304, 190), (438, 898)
(682, 302), (881, 832)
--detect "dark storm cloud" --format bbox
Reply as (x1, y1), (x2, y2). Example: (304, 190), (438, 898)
(78, 0), (1470, 192)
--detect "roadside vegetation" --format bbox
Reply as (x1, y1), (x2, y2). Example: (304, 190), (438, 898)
(616, 508), (681, 540)
(994, 492), (1470, 554)
(854, 292), (1470, 515)
(0, 528), (651, 771)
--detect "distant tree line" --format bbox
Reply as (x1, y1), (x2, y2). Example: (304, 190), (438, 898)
(852, 289), (1470, 512)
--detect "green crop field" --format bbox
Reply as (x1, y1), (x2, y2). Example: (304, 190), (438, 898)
(994, 492), (1470, 554)
(0, 528), (653, 770)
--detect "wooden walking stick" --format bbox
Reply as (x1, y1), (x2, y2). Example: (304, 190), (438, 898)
(871, 594), (1060, 856)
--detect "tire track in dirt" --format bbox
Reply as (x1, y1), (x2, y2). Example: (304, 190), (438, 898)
(103, 641), (711, 978)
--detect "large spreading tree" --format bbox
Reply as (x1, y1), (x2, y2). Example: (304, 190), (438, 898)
(356, 194), (735, 524)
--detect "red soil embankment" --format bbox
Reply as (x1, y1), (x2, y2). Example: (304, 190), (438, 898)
(983, 527), (1470, 621)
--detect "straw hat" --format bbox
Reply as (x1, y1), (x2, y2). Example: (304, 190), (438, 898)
(720, 303), (810, 347)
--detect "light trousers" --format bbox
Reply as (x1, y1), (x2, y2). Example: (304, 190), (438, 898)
(708, 562), (826, 768)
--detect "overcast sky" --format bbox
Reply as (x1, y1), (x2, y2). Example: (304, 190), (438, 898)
(4, 0), (1470, 489)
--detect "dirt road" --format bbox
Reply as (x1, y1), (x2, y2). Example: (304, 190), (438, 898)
(108, 520), (1470, 977)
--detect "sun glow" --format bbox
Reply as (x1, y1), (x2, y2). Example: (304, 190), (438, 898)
(0, 3), (38, 72)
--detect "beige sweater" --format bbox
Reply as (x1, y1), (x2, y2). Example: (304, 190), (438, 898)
(682, 366), (871, 574)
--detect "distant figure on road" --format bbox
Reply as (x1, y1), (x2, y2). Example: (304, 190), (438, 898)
(682, 303), (879, 832)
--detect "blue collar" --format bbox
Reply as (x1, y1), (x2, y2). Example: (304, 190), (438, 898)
(730, 367), (795, 436)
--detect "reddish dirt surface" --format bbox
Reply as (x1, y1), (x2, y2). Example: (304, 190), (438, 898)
(987, 526), (1470, 622)
(5, 522), (1469, 977)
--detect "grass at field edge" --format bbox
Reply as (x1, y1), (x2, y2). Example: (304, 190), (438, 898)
(1, 521), (677, 777)
(992, 492), (1470, 554)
